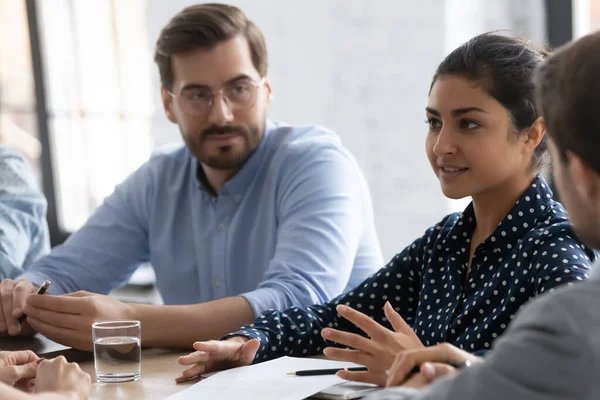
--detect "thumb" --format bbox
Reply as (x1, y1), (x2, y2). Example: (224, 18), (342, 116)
(239, 339), (260, 365)
(420, 362), (457, 382)
(4, 361), (38, 385)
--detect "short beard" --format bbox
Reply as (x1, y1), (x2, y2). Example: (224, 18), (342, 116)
(195, 123), (262, 171)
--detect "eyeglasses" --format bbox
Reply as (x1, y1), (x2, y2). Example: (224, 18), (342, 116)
(168, 77), (266, 117)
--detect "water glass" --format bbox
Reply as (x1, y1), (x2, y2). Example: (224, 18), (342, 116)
(92, 320), (142, 383)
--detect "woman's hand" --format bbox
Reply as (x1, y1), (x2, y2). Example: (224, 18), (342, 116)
(321, 302), (423, 386)
(34, 356), (91, 400)
(176, 336), (260, 383)
(0, 350), (39, 392)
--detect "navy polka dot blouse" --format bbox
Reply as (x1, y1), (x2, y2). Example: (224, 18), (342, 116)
(227, 177), (595, 362)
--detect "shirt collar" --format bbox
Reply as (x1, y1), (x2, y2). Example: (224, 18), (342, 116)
(192, 120), (275, 197)
(458, 176), (554, 252)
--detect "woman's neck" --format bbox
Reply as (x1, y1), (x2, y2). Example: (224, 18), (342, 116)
(471, 172), (536, 245)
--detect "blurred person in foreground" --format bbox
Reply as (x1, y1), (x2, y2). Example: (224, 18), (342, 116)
(0, 350), (90, 400)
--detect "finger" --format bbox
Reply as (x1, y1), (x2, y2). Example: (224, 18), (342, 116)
(0, 290), (6, 332)
(399, 371), (430, 389)
(7, 350), (38, 365)
(336, 305), (389, 339)
(25, 295), (82, 314)
(63, 291), (93, 298)
(12, 281), (37, 316)
(178, 351), (210, 366)
(192, 340), (230, 353)
(239, 338), (260, 365)
(9, 361), (39, 382)
(321, 328), (374, 353)
(22, 304), (87, 330)
(1, 280), (17, 335)
(421, 362), (457, 382)
(323, 347), (374, 369)
(175, 363), (206, 383)
(386, 354), (418, 387)
(39, 355), (67, 368)
(336, 370), (385, 387)
(26, 316), (92, 351)
(2, 361), (38, 386)
(384, 302), (412, 335)
(385, 345), (456, 387)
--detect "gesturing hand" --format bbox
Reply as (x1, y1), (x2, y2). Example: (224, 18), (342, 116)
(321, 302), (423, 386)
(386, 343), (481, 387)
(176, 337), (260, 383)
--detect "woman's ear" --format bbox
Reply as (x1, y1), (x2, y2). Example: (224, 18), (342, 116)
(523, 117), (546, 150)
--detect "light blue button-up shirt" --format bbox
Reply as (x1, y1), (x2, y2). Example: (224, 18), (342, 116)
(0, 146), (50, 279)
(21, 121), (383, 316)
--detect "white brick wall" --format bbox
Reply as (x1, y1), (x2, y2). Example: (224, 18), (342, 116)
(146, 0), (544, 261)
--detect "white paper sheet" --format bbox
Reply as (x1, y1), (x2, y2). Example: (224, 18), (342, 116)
(165, 356), (364, 400)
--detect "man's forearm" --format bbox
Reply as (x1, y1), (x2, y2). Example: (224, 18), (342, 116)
(132, 296), (256, 349)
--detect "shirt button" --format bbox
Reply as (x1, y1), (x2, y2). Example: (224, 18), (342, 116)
(217, 222), (226, 231)
(234, 194), (242, 203)
(215, 280), (222, 288)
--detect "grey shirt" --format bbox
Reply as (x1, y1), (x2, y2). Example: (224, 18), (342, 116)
(366, 271), (600, 400)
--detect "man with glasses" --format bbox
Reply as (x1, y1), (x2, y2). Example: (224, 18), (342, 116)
(0, 4), (383, 350)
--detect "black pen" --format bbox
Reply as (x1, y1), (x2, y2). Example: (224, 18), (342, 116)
(287, 361), (471, 377)
(18, 280), (51, 324)
(287, 367), (368, 376)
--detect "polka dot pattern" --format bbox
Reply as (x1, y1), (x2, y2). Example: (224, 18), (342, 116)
(226, 177), (594, 363)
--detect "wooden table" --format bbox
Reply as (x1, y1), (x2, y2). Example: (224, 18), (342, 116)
(80, 348), (193, 400)
(80, 350), (332, 399)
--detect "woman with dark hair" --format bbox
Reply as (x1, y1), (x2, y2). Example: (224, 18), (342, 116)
(175, 32), (595, 386)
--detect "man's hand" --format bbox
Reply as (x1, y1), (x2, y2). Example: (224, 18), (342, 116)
(0, 279), (39, 337)
(386, 343), (482, 387)
(400, 362), (459, 389)
(176, 337), (259, 383)
(0, 350), (39, 392)
(321, 302), (423, 386)
(22, 291), (134, 351)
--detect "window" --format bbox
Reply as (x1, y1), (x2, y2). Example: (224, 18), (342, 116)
(36, 0), (154, 234)
(0, 0), (39, 168)
(591, 0), (600, 30)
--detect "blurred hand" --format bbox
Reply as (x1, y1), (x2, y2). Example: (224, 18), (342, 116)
(400, 362), (458, 389)
(0, 279), (39, 336)
(35, 356), (91, 400)
(0, 350), (39, 392)
(386, 343), (481, 387)
(176, 337), (260, 383)
(23, 291), (134, 351)
(321, 302), (423, 386)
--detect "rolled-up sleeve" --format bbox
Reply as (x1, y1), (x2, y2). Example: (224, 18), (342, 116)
(0, 147), (49, 279)
(19, 161), (154, 294)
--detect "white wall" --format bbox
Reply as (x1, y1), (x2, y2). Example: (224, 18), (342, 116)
(145, 0), (545, 261)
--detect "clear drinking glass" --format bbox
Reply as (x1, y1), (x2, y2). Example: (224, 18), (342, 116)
(92, 320), (142, 383)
